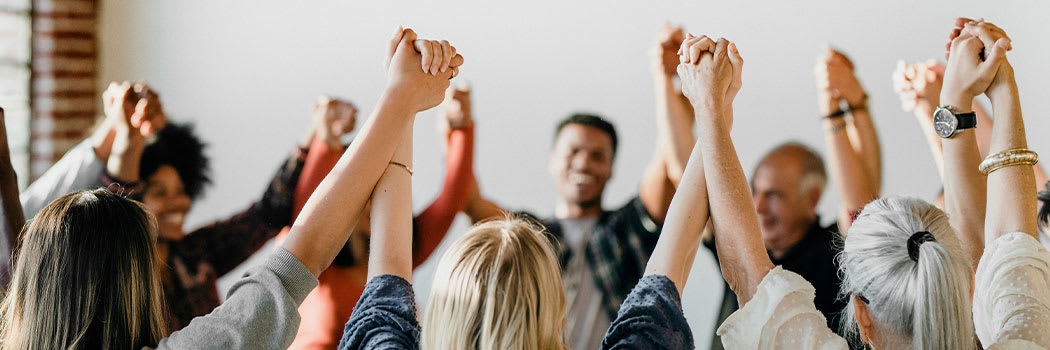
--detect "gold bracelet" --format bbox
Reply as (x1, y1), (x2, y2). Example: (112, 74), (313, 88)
(979, 148), (1039, 175)
(389, 161), (413, 176)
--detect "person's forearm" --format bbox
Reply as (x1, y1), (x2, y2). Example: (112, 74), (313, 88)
(695, 105), (773, 305)
(984, 81), (1037, 240)
(368, 126), (414, 282)
(412, 126), (473, 266)
(847, 108), (882, 193)
(913, 104), (945, 178)
(823, 118), (876, 232)
(90, 119), (115, 162)
(653, 75), (695, 186)
(106, 129), (144, 182)
(644, 136), (708, 294)
(282, 89), (416, 277)
(940, 126), (987, 266)
(0, 112), (23, 251)
(973, 100), (994, 158)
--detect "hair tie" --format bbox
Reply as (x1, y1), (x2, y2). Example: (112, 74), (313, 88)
(907, 231), (936, 262)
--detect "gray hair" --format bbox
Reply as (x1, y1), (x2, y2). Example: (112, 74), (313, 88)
(837, 197), (976, 350)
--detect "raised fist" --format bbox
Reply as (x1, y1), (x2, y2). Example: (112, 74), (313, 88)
(312, 96), (357, 148)
(651, 22), (685, 77)
(676, 34), (742, 115)
(384, 27), (465, 112)
(892, 60), (944, 112)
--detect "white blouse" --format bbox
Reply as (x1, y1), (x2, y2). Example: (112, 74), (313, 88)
(716, 232), (1050, 350)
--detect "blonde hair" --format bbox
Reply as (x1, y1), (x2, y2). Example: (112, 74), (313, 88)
(838, 197), (976, 350)
(0, 189), (168, 349)
(422, 218), (567, 350)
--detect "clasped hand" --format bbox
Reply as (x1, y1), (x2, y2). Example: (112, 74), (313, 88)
(675, 33), (743, 123)
(384, 27), (465, 113)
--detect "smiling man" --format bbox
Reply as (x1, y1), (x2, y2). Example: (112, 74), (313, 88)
(466, 112), (679, 349)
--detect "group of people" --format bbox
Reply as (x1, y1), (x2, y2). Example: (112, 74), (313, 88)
(0, 16), (1046, 350)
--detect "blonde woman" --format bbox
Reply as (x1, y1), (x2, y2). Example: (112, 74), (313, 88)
(0, 27), (460, 349)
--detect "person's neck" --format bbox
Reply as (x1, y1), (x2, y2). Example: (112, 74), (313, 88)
(768, 220), (815, 260)
(555, 199), (602, 219)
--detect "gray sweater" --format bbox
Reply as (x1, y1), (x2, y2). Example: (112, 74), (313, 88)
(147, 247), (319, 349)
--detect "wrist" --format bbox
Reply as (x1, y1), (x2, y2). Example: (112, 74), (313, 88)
(938, 91), (974, 114)
(817, 92), (840, 116)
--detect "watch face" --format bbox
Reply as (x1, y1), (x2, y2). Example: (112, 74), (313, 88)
(933, 108), (958, 138)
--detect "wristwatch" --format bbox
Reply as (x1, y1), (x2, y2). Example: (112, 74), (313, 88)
(933, 105), (977, 138)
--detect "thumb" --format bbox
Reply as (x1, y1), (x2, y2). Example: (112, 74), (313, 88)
(398, 28), (418, 54)
(728, 42), (744, 71)
(978, 38), (1009, 78)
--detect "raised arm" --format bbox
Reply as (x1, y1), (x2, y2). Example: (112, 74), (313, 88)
(282, 28), (462, 277)
(409, 85), (475, 267)
(937, 37), (991, 265)
(640, 23), (694, 224)
(815, 48), (879, 231)
(954, 21), (1039, 240)
(0, 108), (24, 286)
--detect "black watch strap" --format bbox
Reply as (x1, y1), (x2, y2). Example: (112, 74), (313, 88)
(956, 112), (977, 130)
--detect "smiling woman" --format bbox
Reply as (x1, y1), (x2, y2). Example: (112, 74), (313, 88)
(112, 121), (310, 330)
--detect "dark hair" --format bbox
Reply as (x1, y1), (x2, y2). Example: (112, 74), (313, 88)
(139, 123), (211, 200)
(0, 189), (167, 349)
(1039, 180), (1050, 226)
(554, 113), (618, 155)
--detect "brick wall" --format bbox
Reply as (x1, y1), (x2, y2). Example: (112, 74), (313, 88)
(0, 1), (32, 188)
(30, 0), (98, 180)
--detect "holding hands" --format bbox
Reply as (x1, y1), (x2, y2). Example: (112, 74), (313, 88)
(941, 18), (1011, 108)
(439, 84), (473, 129)
(385, 27), (464, 112)
(312, 96), (357, 148)
(102, 81), (167, 139)
(676, 34), (743, 117)
(814, 48), (866, 114)
(652, 22), (686, 77)
(892, 60), (945, 112)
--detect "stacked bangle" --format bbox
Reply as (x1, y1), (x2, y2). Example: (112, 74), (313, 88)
(978, 148), (1039, 175)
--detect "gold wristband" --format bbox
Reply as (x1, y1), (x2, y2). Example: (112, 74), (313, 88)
(389, 161), (413, 176)
(979, 148), (1039, 175)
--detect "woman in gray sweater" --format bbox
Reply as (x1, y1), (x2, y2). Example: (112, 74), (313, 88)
(0, 27), (460, 350)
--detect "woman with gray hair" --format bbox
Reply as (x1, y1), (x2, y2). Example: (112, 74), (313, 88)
(639, 18), (1048, 350)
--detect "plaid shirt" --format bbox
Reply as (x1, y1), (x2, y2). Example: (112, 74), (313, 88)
(107, 148), (306, 331)
(520, 195), (662, 320)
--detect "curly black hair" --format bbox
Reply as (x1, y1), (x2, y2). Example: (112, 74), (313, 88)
(1039, 180), (1050, 227)
(138, 122), (212, 200)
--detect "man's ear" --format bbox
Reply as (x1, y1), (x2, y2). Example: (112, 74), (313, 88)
(806, 188), (823, 215)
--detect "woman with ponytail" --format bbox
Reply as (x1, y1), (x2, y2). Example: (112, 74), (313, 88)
(652, 18), (1050, 349)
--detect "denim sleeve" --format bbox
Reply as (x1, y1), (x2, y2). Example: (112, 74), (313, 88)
(338, 274), (420, 350)
(602, 275), (693, 350)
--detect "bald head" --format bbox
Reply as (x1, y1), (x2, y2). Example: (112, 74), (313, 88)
(750, 142), (827, 258)
(754, 142), (827, 195)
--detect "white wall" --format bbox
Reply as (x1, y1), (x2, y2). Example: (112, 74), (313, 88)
(98, 0), (1050, 345)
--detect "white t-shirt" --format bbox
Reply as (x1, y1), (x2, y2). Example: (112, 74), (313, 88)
(560, 217), (610, 350)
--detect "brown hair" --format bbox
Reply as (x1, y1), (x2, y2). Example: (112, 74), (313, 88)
(0, 189), (168, 349)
